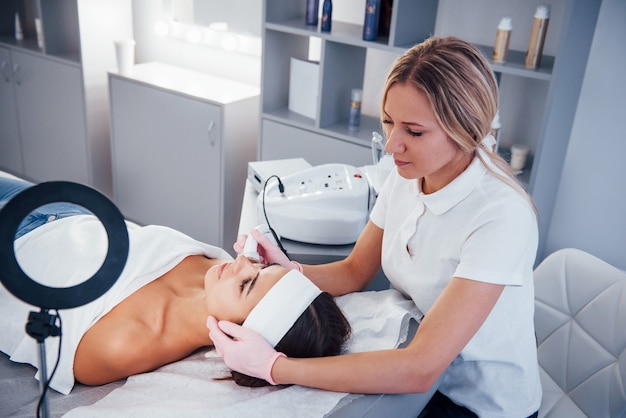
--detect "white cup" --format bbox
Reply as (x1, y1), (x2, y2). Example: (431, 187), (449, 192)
(114, 39), (136, 76)
(510, 144), (530, 171)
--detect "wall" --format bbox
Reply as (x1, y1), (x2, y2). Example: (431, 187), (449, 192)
(131, 0), (261, 86)
(543, 0), (626, 270)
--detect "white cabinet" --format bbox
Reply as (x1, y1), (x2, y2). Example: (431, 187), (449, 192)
(0, 46), (88, 183)
(0, 46), (22, 175)
(0, 0), (133, 194)
(109, 63), (260, 249)
(5, 48), (89, 183)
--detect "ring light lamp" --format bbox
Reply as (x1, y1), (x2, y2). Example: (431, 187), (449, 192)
(0, 181), (129, 309)
(0, 181), (129, 418)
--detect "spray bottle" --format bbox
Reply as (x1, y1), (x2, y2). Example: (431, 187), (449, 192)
(321, 0), (332, 32)
(348, 88), (362, 131)
(525, 5), (550, 69)
(493, 17), (512, 64)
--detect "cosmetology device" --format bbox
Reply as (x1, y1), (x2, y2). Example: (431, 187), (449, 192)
(242, 223), (281, 262)
(253, 132), (392, 246)
(257, 163), (372, 245)
(248, 158), (311, 193)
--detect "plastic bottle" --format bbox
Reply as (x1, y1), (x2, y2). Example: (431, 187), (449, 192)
(362, 0), (381, 41)
(14, 13), (23, 41)
(35, 18), (45, 49)
(348, 89), (362, 131)
(490, 110), (502, 152)
(306, 0), (319, 26)
(377, 0), (393, 37)
(321, 0), (332, 32)
(525, 5), (550, 69)
(493, 17), (512, 64)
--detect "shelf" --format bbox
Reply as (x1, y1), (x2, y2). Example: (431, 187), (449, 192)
(264, 0), (437, 52)
(477, 45), (554, 81)
(266, 20), (402, 53)
(322, 114), (383, 146)
(263, 108), (377, 150)
(263, 107), (317, 130)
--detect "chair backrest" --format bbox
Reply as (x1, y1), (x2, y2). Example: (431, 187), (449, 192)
(534, 248), (626, 418)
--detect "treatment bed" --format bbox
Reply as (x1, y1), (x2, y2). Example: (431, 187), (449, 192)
(0, 170), (440, 417)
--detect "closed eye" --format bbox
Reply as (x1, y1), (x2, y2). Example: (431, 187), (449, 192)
(240, 278), (252, 293)
(407, 128), (422, 137)
(383, 119), (422, 137)
(243, 263), (279, 295)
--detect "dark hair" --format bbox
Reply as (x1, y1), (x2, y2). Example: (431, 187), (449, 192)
(232, 292), (351, 387)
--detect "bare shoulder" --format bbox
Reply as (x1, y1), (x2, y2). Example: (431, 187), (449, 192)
(74, 255), (215, 385)
(74, 312), (161, 385)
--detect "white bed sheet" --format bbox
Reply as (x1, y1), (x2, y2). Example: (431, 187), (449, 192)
(62, 289), (421, 418)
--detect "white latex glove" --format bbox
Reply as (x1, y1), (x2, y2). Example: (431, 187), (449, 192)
(233, 228), (300, 271)
(207, 316), (285, 385)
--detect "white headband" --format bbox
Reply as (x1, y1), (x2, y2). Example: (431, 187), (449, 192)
(242, 269), (322, 347)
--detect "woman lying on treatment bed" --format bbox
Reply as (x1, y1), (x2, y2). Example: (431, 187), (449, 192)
(0, 177), (350, 394)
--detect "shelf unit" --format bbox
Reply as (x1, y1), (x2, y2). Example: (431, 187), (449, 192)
(0, 0), (83, 63)
(259, 0), (601, 256)
(0, 0), (132, 195)
(260, 0), (437, 166)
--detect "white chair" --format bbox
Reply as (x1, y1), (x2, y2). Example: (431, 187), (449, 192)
(534, 248), (626, 417)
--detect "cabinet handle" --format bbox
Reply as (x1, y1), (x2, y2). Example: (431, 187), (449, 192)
(1, 60), (9, 83)
(12, 64), (21, 85)
(208, 121), (215, 147)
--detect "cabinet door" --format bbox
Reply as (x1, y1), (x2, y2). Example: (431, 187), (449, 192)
(11, 50), (89, 183)
(0, 47), (23, 175)
(110, 77), (222, 245)
(261, 120), (372, 167)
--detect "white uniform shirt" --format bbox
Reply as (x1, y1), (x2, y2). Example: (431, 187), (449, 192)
(370, 148), (542, 418)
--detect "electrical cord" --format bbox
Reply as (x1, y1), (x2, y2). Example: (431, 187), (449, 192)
(36, 310), (62, 418)
(261, 175), (289, 258)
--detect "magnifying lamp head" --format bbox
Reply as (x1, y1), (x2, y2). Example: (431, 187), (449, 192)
(0, 181), (129, 310)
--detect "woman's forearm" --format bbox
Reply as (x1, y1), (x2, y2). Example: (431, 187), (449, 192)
(302, 221), (384, 296)
(271, 277), (505, 393)
(272, 347), (441, 394)
(303, 261), (366, 296)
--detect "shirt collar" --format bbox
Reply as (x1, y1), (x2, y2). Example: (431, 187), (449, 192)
(418, 148), (488, 215)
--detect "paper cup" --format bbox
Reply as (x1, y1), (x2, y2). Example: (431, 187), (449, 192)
(114, 39), (136, 75)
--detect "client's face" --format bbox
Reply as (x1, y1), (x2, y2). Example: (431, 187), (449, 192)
(204, 255), (288, 324)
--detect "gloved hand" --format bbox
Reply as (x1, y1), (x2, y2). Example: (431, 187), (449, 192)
(233, 228), (300, 271)
(207, 316), (286, 385)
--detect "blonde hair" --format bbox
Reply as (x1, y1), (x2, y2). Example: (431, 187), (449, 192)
(381, 36), (536, 212)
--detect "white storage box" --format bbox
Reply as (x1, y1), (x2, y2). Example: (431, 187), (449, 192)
(288, 57), (319, 119)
